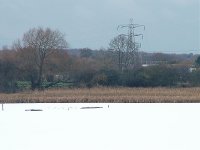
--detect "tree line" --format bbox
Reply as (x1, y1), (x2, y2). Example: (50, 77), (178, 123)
(0, 27), (200, 92)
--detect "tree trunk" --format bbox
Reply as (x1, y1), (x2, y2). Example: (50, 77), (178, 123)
(37, 61), (44, 90)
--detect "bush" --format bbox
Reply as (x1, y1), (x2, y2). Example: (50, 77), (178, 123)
(91, 69), (120, 86)
(120, 65), (188, 87)
(0, 60), (18, 92)
(189, 70), (200, 86)
(16, 81), (31, 90)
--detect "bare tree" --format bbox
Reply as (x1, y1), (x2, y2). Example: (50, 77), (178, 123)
(109, 34), (127, 71)
(17, 27), (68, 89)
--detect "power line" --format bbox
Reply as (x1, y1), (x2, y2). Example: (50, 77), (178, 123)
(117, 18), (145, 69)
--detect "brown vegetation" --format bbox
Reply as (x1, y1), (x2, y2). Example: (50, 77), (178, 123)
(0, 27), (199, 92)
(0, 87), (200, 103)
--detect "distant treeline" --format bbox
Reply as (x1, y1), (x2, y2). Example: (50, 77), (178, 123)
(0, 27), (199, 92)
(0, 47), (200, 93)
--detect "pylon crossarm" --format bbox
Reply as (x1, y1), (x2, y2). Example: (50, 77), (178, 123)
(134, 34), (144, 39)
(133, 24), (145, 30)
(117, 25), (129, 30)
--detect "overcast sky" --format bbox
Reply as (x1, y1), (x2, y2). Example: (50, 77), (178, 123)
(0, 0), (199, 53)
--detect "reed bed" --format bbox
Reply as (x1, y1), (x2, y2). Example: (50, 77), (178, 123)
(0, 87), (200, 103)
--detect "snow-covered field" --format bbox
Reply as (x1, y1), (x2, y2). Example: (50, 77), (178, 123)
(0, 103), (200, 150)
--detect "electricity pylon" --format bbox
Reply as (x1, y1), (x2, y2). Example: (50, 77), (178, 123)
(117, 19), (145, 69)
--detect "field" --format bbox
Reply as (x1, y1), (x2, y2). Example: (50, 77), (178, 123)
(1, 87), (200, 103)
(1, 104), (200, 150)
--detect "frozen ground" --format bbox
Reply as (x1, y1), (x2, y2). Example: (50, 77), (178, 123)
(0, 103), (200, 150)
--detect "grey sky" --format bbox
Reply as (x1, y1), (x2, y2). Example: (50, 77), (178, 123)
(0, 0), (199, 53)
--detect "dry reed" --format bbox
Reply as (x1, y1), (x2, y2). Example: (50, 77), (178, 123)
(0, 87), (200, 103)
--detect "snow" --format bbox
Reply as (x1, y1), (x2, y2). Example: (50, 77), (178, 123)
(0, 103), (200, 150)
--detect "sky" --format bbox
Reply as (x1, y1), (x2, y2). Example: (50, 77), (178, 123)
(0, 0), (199, 53)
